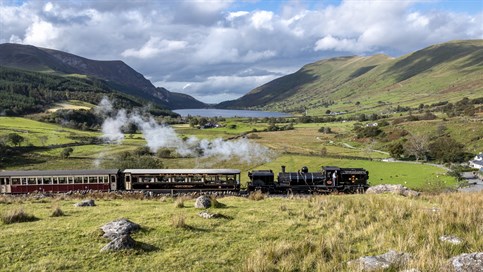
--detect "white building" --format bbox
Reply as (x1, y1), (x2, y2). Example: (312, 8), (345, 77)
(469, 152), (483, 170)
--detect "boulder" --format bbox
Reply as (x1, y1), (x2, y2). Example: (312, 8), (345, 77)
(450, 252), (483, 272)
(366, 184), (420, 197)
(348, 250), (411, 271)
(101, 218), (141, 240)
(194, 196), (212, 209)
(439, 235), (463, 245)
(74, 199), (96, 207)
(100, 234), (136, 252)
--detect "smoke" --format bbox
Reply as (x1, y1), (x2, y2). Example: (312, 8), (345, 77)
(96, 97), (273, 164)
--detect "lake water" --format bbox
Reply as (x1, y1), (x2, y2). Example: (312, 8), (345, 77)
(174, 108), (292, 118)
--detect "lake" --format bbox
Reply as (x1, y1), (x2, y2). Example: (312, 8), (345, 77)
(173, 108), (292, 118)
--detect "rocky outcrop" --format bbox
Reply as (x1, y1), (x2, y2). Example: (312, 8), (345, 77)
(100, 218), (141, 240)
(100, 234), (136, 252)
(449, 252), (483, 272)
(347, 250), (411, 271)
(100, 218), (141, 252)
(366, 184), (420, 197)
(194, 196), (212, 209)
(74, 199), (96, 207)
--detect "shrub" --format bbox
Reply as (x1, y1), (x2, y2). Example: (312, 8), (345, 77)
(51, 207), (65, 217)
(1, 209), (38, 224)
(174, 197), (185, 208)
(248, 191), (265, 201)
(171, 215), (188, 229)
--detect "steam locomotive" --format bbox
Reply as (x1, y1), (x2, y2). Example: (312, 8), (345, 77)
(248, 166), (369, 194)
(0, 165), (369, 194)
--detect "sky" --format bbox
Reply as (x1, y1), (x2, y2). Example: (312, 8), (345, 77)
(1, 0), (482, 103)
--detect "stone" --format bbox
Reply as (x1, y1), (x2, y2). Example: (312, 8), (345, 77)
(439, 235), (463, 245)
(194, 195), (212, 209)
(198, 211), (219, 219)
(366, 184), (420, 197)
(100, 234), (136, 252)
(450, 252), (483, 272)
(101, 218), (141, 240)
(347, 250), (411, 271)
(74, 199), (96, 207)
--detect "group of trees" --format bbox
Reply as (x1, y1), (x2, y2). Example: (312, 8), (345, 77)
(388, 132), (468, 163)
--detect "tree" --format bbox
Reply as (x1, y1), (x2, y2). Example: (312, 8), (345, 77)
(404, 133), (429, 161)
(6, 133), (24, 147)
(388, 142), (405, 159)
(428, 136), (466, 163)
(60, 147), (74, 159)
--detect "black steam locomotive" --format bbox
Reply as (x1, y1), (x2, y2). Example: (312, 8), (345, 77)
(248, 165), (369, 194)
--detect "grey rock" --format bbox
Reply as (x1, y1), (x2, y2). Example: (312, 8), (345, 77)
(101, 218), (141, 240)
(450, 252), (483, 272)
(440, 235), (463, 245)
(348, 250), (411, 271)
(194, 195), (212, 209)
(198, 211), (219, 219)
(100, 234), (136, 252)
(366, 184), (420, 197)
(74, 199), (96, 207)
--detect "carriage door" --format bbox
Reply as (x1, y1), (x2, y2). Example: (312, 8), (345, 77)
(124, 174), (132, 190)
(0, 178), (5, 193)
(110, 175), (117, 191)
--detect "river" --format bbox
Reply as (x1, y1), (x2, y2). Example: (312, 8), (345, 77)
(173, 108), (292, 118)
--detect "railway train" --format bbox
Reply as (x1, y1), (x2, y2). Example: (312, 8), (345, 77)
(0, 165), (369, 194)
(248, 166), (369, 194)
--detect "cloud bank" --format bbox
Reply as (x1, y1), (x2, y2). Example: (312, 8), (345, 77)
(1, 0), (482, 103)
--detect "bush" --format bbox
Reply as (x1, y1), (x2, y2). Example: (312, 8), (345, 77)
(2, 209), (38, 224)
(171, 215), (188, 229)
(174, 197), (185, 208)
(51, 207), (65, 217)
(248, 191), (265, 201)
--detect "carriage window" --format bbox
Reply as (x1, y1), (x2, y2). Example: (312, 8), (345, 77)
(125, 175), (131, 182)
(74, 177), (82, 183)
(191, 175), (203, 182)
(156, 176), (170, 182)
(174, 176), (186, 182)
(58, 177), (67, 184)
(88, 177), (97, 183)
(28, 178), (36, 185)
(43, 177), (52, 184)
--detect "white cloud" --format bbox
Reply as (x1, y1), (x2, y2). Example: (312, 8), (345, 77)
(122, 37), (188, 59)
(1, 0), (482, 103)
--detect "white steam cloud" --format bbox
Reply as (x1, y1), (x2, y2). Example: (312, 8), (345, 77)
(97, 98), (273, 164)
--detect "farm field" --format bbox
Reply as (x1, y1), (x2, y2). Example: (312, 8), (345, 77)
(0, 116), (465, 190)
(0, 193), (481, 271)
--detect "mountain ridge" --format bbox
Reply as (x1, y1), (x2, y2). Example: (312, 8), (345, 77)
(218, 40), (483, 115)
(0, 43), (206, 110)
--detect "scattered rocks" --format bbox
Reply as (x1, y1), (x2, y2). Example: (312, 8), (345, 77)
(450, 252), (483, 272)
(74, 199), (96, 207)
(194, 195), (212, 209)
(100, 218), (141, 240)
(198, 211), (220, 219)
(100, 234), (136, 252)
(440, 235), (464, 245)
(366, 184), (420, 197)
(347, 250), (411, 271)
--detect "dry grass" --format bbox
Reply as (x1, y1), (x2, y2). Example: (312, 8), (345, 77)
(171, 214), (188, 229)
(1, 208), (38, 224)
(248, 191), (266, 201)
(51, 206), (65, 217)
(174, 197), (186, 208)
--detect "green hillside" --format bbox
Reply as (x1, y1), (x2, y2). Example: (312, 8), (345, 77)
(219, 40), (483, 115)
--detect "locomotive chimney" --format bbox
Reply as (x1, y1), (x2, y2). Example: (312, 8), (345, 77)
(281, 165), (286, 173)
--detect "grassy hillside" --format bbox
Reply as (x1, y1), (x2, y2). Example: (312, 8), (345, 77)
(0, 193), (481, 271)
(219, 40), (483, 115)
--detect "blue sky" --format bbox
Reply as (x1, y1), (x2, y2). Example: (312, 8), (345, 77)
(1, 0), (482, 103)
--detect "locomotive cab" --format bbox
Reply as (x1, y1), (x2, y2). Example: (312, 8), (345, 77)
(247, 170), (275, 193)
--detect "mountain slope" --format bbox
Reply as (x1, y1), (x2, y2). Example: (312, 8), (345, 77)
(218, 40), (483, 114)
(0, 43), (206, 109)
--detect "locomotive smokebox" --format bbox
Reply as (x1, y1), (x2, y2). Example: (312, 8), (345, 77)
(301, 166), (308, 173)
(281, 165), (286, 173)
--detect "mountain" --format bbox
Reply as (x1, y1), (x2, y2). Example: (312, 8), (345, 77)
(0, 43), (206, 110)
(218, 40), (483, 114)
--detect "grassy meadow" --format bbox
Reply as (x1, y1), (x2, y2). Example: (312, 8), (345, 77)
(0, 193), (481, 271)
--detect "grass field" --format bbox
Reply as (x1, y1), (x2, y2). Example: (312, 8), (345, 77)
(0, 193), (481, 271)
